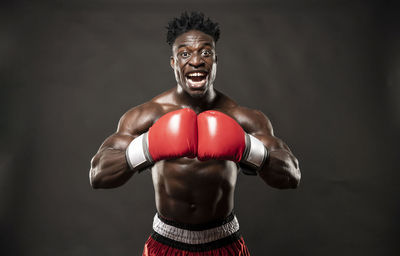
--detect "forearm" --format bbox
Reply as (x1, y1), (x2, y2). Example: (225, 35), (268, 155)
(89, 148), (134, 189)
(259, 149), (301, 189)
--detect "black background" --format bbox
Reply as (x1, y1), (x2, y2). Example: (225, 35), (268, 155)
(1, 0), (399, 255)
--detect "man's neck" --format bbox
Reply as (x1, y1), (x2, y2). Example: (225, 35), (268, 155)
(174, 85), (218, 113)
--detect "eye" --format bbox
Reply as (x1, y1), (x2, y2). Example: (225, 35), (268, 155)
(180, 51), (191, 58)
(201, 50), (212, 57)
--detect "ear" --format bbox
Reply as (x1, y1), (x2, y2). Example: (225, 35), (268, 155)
(170, 56), (175, 69)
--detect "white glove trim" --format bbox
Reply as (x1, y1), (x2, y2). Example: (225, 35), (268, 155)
(125, 132), (153, 172)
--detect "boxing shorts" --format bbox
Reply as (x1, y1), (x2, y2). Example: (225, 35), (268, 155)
(142, 213), (250, 256)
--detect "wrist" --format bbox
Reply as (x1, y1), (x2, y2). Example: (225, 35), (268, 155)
(125, 132), (154, 172)
(240, 134), (269, 175)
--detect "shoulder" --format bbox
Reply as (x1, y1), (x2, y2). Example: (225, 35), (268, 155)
(117, 101), (164, 136)
(212, 90), (273, 136)
(227, 105), (274, 137)
(117, 89), (181, 136)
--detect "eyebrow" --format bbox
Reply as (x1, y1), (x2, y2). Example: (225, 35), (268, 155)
(177, 42), (213, 49)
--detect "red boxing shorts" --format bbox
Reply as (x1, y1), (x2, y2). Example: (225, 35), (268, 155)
(142, 213), (250, 256)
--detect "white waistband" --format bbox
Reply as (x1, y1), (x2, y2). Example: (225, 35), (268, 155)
(152, 214), (240, 245)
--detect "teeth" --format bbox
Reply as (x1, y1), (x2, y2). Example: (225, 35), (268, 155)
(187, 72), (207, 77)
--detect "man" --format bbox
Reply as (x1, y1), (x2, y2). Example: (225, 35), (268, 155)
(89, 12), (301, 255)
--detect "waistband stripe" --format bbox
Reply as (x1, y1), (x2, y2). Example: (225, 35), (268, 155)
(152, 214), (240, 245)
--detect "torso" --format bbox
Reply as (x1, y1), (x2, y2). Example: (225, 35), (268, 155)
(151, 157), (238, 224)
(137, 88), (246, 224)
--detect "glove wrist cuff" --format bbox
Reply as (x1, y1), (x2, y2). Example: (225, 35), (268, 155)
(241, 134), (269, 175)
(125, 132), (154, 172)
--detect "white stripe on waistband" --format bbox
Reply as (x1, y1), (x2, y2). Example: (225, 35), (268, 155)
(152, 214), (240, 245)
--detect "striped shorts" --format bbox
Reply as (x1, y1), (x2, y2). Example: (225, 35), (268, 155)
(142, 213), (250, 256)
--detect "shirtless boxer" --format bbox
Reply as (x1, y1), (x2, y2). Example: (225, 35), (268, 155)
(89, 12), (301, 255)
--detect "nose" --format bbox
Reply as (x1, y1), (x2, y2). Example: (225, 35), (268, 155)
(189, 52), (205, 68)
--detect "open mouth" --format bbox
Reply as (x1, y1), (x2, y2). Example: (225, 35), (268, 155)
(185, 71), (208, 89)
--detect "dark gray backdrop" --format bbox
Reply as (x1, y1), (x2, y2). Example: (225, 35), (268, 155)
(1, 0), (399, 255)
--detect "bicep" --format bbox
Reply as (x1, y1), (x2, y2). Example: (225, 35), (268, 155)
(237, 108), (291, 152)
(90, 133), (134, 168)
(98, 133), (134, 152)
(95, 102), (162, 155)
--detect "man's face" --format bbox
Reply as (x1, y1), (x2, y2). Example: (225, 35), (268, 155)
(170, 30), (217, 98)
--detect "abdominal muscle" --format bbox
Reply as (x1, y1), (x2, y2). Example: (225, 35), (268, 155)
(151, 157), (238, 225)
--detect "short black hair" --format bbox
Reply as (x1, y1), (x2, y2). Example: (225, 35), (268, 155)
(166, 11), (220, 46)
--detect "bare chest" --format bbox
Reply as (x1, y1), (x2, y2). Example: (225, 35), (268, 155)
(151, 158), (238, 200)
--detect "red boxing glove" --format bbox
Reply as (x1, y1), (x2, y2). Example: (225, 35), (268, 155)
(148, 108), (197, 161)
(126, 108), (197, 171)
(197, 111), (246, 162)
(197, 110), (268, 173)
